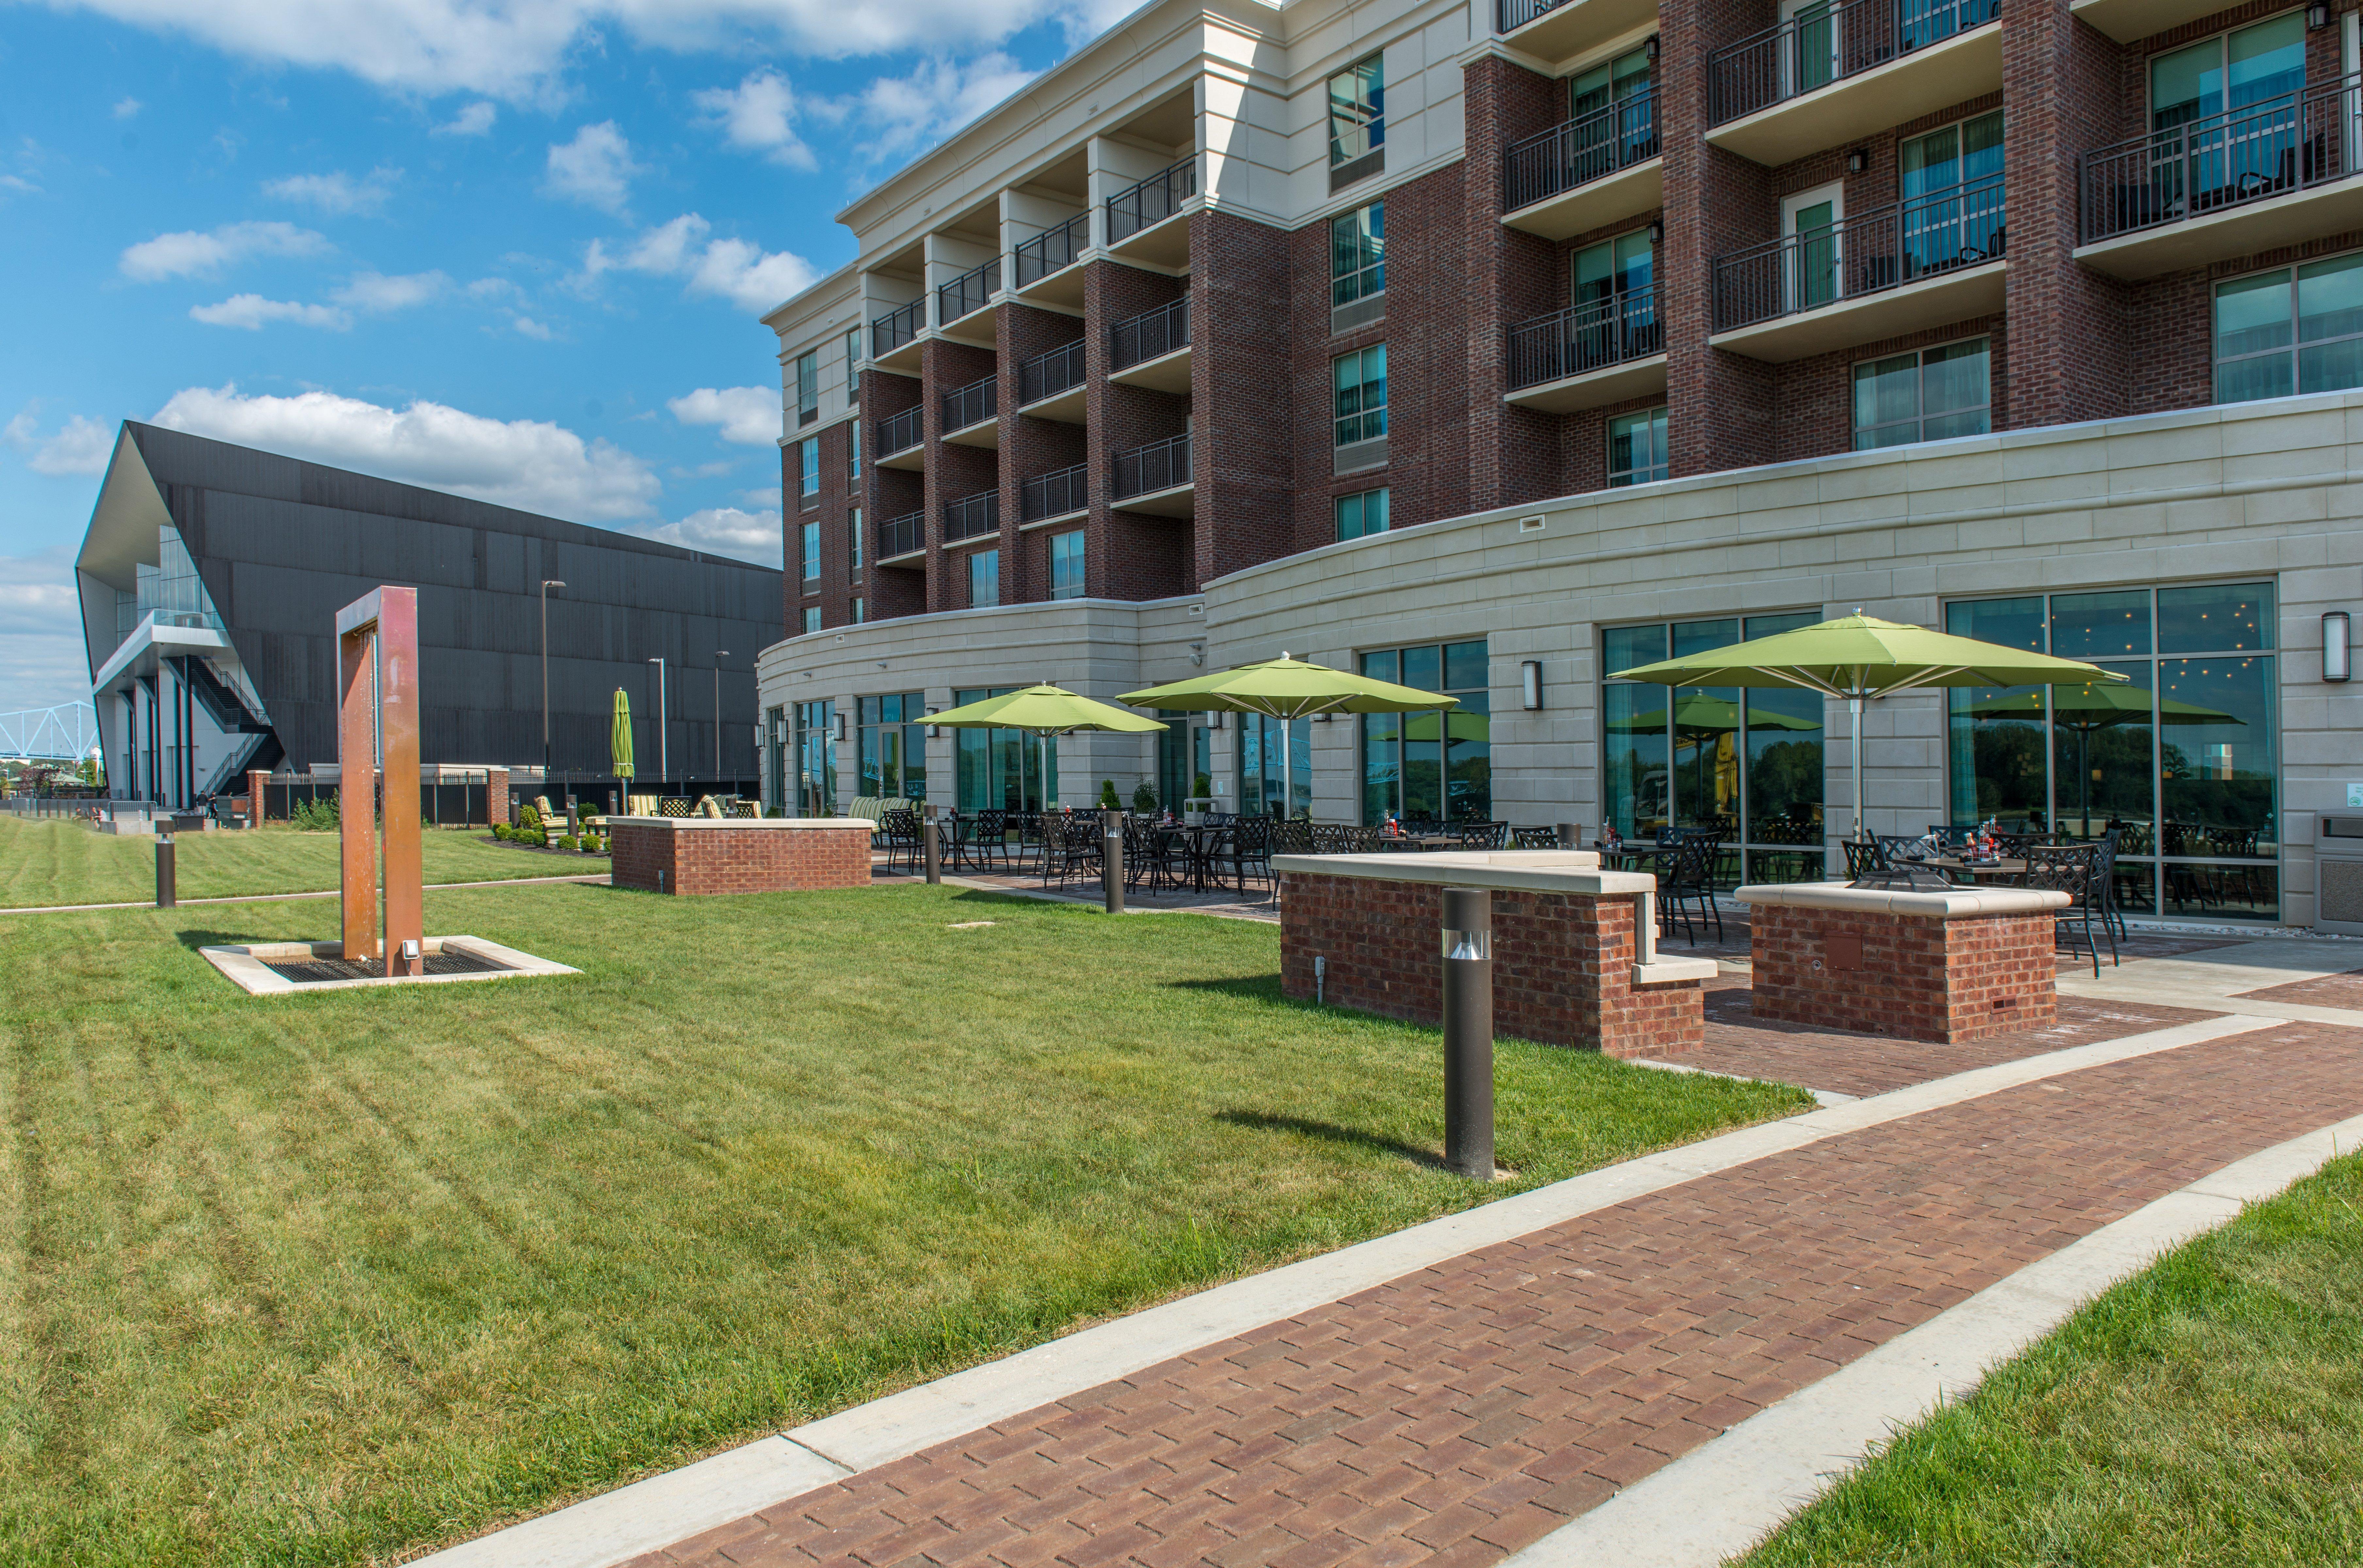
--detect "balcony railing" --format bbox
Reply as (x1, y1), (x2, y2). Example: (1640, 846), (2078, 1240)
(881, 510), (924, 559)
(1498, 0), (1571, 28)
(1709, 0), (1998, 126)
(877, 404), (924, 459)
(2082, 74), (2361, 245)
(944, 490), (1000, 543)
(1111, 297), (1191, 371)
(1022, 462), (1089, 521)
(870, 297), (925, 358)
(1506, 288), (1664, 391)
(1504, 90), (1660, 213)
(937, 257), (1001, 324)
(1108, 157), (1197, 243)
(1018, 338), (1087, 405)
(1712, 172), (2005, 332)
(1013, 213), (1090, 286)
(1112, 432), (1191, 500)
(942, 373), (996, 432)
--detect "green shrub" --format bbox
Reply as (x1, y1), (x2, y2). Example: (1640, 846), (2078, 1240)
(555, 834), (578, 851)
(1098, 779), (1120, 810)
(288, 796), (340, 832)
(1131, 781), (1158, 813)
(1192, 771), (1212, 800)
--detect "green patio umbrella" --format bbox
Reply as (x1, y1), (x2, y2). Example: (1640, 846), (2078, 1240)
(1966, 680), (2241, 834)
(1612, 613), (2125, 841)
(1120, 653), (1456, 821)
(927, 684), (1165, 812)
(609, 688), (635, 783)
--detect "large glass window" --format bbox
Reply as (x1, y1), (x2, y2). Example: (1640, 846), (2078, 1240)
(1157, 709), (1213, 810)
(857, 692), (928, 800)
(793, 698), (834, 812)
(794, 351), (818, 426)
(1573, 230), (1654, 309)
(1853, 338), (1991, 449)
(849, 508), (862, 574)
(1899, 110), (2004, 275)
(1335, 487), (1390, 540)
(967, 548), (1000, 608)
(800, 437), (820, 498)
(1334, 345), (1387, 447)
(844, 328), (861, 397)
(2150, 15), (2305, 134)
(1331, 203), (1385, 306)
(2214, 253), (2363, 404)
(849, 421), (861, 481)
(1945, 582), (2280, 920)
(1357, 640), (1489, 825)
(801, 605), (821, 635)
(954, 685), (1058, 811)
(1049, 531), (1085, 600)
(1328, 54), (1384, 166)
(1604, 612), (1824, 884)
(800, 520), (819, 582)
(851, 596), (864, 623)
(1607, 407), (1668, 487)
(764, 705), (788, 811)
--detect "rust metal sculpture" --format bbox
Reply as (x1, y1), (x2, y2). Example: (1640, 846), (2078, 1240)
(337, 587), (423, 975)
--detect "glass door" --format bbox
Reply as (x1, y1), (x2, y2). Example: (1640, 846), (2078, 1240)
(1783, 184), (1842, 311)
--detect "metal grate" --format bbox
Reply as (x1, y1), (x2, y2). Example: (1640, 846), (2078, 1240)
(264, 946), (510, 984)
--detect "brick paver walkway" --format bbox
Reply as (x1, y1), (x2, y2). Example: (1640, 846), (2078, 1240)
(2235, 966), (2363, 1007)
(628, 1018), (2363, 1568)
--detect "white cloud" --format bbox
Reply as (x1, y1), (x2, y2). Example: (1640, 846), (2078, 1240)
(635, 506), (781, 567)
(263, 165), (401, 214)
(330, 269), (449, 311)
(112, 96), (143, 118)
(0, 548), (94, 717)
(189, 294), (353, 330)
(512, 315), (554, 339)
(3, 410), (117, 476)
(668, 385), (777, 446)
(150, 384), (661, 522)
(543, 121), (642, 214)
(0, 174), (37, 195)
(578, 213), (814, 315)
(693, 68), (813, 170)
(119, 220), (330, 281)
(814, 52), (1038, 173)
(435, 100), (497, 136)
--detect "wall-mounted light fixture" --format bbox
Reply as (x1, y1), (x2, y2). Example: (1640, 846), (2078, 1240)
(927, 706), (942, 738)
(1846, 147), (1868, 174)
(833, 712), (848, 741)
(1648, 218), (1665, 245)
(2308, 1), (2330, 28)
(1520, 660), (1544, 710)
(1644, 34), (1660, 62)
(1190, 641), (1206, 666)
(1208, 710), (1225, 730)
(2327, 610), (2353, 682)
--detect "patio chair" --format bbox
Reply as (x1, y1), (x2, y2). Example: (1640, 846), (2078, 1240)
(1457, 821), (1510, 849)
(1510, 825), (1558, 849)
(1223, 817), (1273, 895)
(2091, 827), (2128, 944)
(969, 808), (1009, 871)
(1043, 816), (1102, 891)
(1840, 838), (1887, 881)
(1121, 817), (1181, 893)
(1310, 823), (1358, 854)
(1270, 820), (1315, 857)
(2021, 842), (2113, 975)
(1658, 835), (1723, 946)
(879, 808), (921, 874)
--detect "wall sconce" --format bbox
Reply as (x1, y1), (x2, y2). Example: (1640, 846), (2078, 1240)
(1520, 661), (1544, 710)
(2327, 610), (2353, 682)
(1647, 218), (1664, 244)
(2308, 1), (2330, 27)
(833, 712), (847, 741)
(1208, 710), (1224, 730)
(1312, 711), (1331, 723)
(1644, 34), (1660, 62)
(1846, 148), (1868, 174)
(1190, 642), (1206, 666)
(927, 707), (942, 738)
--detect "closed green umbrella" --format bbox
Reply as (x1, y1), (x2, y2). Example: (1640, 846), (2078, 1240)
(610, 688), (635, 783)
(928, 684), (1165, 813)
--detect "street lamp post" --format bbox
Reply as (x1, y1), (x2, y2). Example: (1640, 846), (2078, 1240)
(713, 652), (729, 784)
(539, 579), (566, 782)
(646, 657), (668, 792)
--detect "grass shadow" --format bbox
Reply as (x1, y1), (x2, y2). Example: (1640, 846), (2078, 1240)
(1164, 974), (1288, 1002)
(1213, 1109), (1447, 1172)
(174, 928), (273, 952)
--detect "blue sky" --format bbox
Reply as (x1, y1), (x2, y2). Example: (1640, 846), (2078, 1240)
(0, 0), (1134, 719)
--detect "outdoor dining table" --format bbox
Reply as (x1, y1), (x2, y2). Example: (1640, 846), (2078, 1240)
(1153, 822), (1232, 892)
(1924, 855), (2032, 883)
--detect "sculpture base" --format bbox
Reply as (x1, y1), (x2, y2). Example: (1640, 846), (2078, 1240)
(198, 935), (578, 996)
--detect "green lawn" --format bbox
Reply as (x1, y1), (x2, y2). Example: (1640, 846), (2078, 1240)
(0, 879), (1807, 1566)
(0, 815), (586, 908)
(1738, 1152), (2363, 1567)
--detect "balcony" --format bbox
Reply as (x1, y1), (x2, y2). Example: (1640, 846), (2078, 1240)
(1502, 91), (1661, 241)
(2069, 0), (2238, 43)
(1109, 297), (1193, 392)
(1021, 462), (1089, 524)
(2076, 76), (2363, 279)
(880, 510), (925, 563)
(1017, 338), (1088, 423)
(1710, 173), (2005, 361)
(1107, 158), (1197, 269)
(1012, 213), (1090, 308)
(936, 257), (1001, 346)
(1111, 432), (1193, 516)
(944, 490), (1000, 544)
(876, 405), (925, 471)
(941, 374), (998, 449)
(869, 297), (927, 373)
(1496, 0), (1659, 66)
(1706, 0), (2001, 166)
(1504, 289), (1666, 411)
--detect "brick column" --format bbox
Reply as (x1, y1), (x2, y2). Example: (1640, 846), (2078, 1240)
(487, 768), (510, 827)
(1190, 210), (1289, 588)
(247, 768), (270, 825)
(1462, 52), (1569, 512)
(1000, 301), (1088, 604)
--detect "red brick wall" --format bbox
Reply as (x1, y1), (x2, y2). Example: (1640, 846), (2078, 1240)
(1003, 301), (1089, 603)
(1465, 55), (1576, 511)
(610, 822), (873, 895)
(1278, 871), (1705, 1059)
(1749, 902), (2058, 1043)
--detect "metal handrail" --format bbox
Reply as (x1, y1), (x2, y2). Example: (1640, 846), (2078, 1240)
(1506, 287), (1664, 391)
(1018, 339), (1087, 405)
(1709, 0), (1998, 126)
(936, 257), (1001, 324)
(944, 490), (1000, 543)
(1498, 0), (1570, 28)
(1504, 90), (1659, 212)
(1013, 213), (1089, 286)
(942, 374), (996, 433)
(1111, 297), (1191, 371)
(881, 510), (924, 558)
(1112, 432), (1191, 500)
(2081, 74), (2359, 244)
(1022, 463), (1089, 521)
(877, 404), (924, 458)
(869, 297), (925, 358)
(1107, 157), (1197, 243)
(1711, 172), (2005, 332)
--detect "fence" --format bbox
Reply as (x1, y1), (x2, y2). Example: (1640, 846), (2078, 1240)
(1111, 297), (1191, 371)
(1712, 172), (2005, 332)
(941, 374), (997, 433)
(1012, 213), (1089, 286)
(937, 257), (1000, 324)
(877, 404), (924, 458)
(944, 491), (1000, 543)
(1506, 287), (1664, 391)
(1709, 0), (1999, 126)
(1504, 90), (1659, 212)
(882, 510), (925, 559)
(1107, 158), (1197, 242)
(1018, 338), (1087, 405)
(869, 297), (925, 358)
(1022, 462), (1089, 521)
(2081, 74), (2359, 245)
(1113, 432), (1191, 501)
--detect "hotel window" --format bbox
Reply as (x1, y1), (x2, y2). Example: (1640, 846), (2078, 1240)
(801, 606), (822, 635)
(793, 698), (834, 811)
(844, 328), (862, 397)
(1607, 407), (1668, 487)
(800, 520), (819, 582)
(968, 548), (999, 609)
(794, 350), (819, 426)
(1333, 345), (1387, 447)
(1899, 111), (2004, 276)
(1852, 338), (1990, 450)
(848, 508), (863, 574)
(1945, 583), (2280, 921)
(1355, 640), (1488, 826)
(1335, 487), (1390, 540)
(1327, 54), (1384, 166)
(954, 685), (1058, 811)
(1048, 531), (1085, 600)
(1604, 613), (1824, 883)
(799, 437), (819, 500)
(851, 596), (865, 623)
(2214, 253), (2363, 403)
(2150, 15), (2305, 138)
(849, 421), (861, 481)
(1331, 203), (1385, 306)
(858, 691), (928, 800)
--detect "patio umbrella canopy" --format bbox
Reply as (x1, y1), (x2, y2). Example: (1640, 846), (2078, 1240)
(609, 688), (635, 781)
(927, 684), (1165, 812)
(1612, 613), (2125, 840)
(1121, 653), (1457, 821)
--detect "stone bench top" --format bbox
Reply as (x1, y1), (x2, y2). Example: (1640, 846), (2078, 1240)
(1272, 850), (1660, 897)
(606, 816), (872, 830)
(1733, 882), (2072, 919)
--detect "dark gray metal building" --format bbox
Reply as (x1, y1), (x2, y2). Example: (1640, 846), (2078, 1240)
(76, 421), (781, 805)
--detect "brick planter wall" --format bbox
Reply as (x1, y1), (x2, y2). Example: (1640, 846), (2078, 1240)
(1748, 902), (2057, 1044)
(1279, 871), (1705, 1059)
(610, 820), (873, 895)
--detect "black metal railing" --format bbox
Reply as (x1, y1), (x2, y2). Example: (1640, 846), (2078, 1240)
(944, 490), (1000, 543)
(1506, 288), (1664, 391)
(2081, 74), (2360, 245)
(1108, 157), (1197, 242)
(870, 297), (926, 357)
(1711, 172), (2005, 332)
(1504, 90), (1659, 212)
(1018, 338), (1087, 405)
(1022, 462), (1088, 521)
(877, 404), (924, 458)
(881, 510), (925, 558)
(1013, 213), (1090, 286)
(1498, 0), (1570, 28)
(941, 374), (996, 432)
(1111, 297), (1191, 371)
(1112, 432), (1191, 500)
(1709, 0), (1998, 126)
(936, 257), (1000, 324)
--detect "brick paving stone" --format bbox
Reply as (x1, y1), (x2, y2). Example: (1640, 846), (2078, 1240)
(2234, 967), (2363, 1008)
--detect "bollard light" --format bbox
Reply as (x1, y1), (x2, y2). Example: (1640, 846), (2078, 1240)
(1102, 808), (1126, 915)
(1439, 885), (1495, 1180)
(155, 833), (177, 910)
(923, 803), (942, 885)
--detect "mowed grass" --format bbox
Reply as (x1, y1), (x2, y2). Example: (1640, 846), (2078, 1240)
(1737, 1152), (2363, 1567)
(0, 814), (576, 908)
(0, 878), (1807, 1566)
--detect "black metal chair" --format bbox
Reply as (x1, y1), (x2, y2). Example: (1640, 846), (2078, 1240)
(1310, 823), (1358, 854)
(1270, 820), (1315, 858)
(1510, 825), (1558, 849)
(1840, 838), (1887, 880)
(1122, 818), (1182, 892)
(1224, 817), (1273, 895)
(1042, 815), (1100, 890)
(879, 808), (921, 873)
(1657, 835), (1723, 946)
(969, 808), (1010, 870)
(2021, 842), (2112, 975)
(1457, 821), (1510, 849)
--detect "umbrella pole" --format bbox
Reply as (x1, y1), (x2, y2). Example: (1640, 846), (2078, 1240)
(1281, 714), (1292, 821)
(1849, 694), (1864, 842)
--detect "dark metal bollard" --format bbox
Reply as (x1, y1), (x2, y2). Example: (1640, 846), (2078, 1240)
(155, 833), (177, 909)
(1440, 886), (1494, 1180)
(1555, 822), (1578, 850)
(1102, 808), (1125, 915)
(922, 805), (942, 885)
